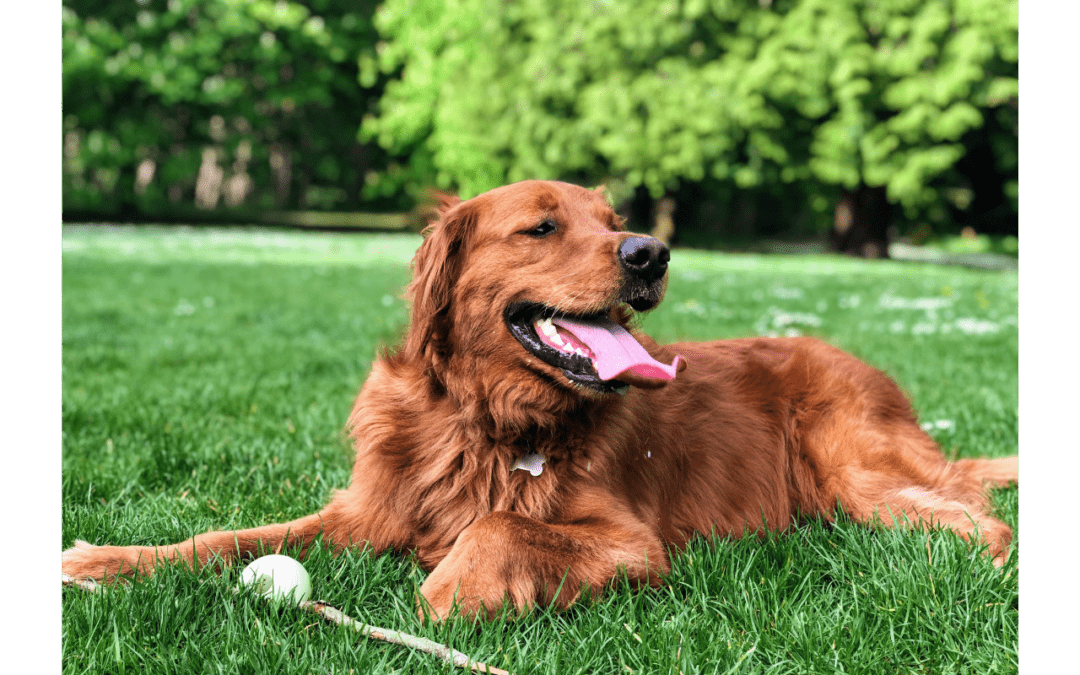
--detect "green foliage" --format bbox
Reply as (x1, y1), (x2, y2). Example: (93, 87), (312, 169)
(63, 0), (390, 218)
(365, 0), (1017, 229)
(62, 0), (1018, 235)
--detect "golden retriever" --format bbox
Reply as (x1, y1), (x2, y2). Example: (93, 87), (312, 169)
(62, 180), (1018, 620)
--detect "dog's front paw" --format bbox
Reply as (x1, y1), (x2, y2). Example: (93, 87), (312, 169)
(418, 567), (511, 622)
(62, 540), (153, 583)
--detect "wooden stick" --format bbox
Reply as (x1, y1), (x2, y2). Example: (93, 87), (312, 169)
(62, 575), (511, 675)
(299, 600), (512, 675)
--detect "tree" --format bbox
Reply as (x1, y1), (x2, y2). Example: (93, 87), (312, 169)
(62, 0), (392, 219)
(363, 0), (1018, 250)
(758, 0), (1019, 255)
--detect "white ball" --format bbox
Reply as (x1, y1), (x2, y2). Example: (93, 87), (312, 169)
(240, 555), (312, 605)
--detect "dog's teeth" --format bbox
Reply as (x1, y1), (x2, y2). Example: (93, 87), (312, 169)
(536, 318), (564, 345)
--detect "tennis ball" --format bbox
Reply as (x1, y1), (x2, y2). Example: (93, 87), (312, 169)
(240, 554), (312, 606)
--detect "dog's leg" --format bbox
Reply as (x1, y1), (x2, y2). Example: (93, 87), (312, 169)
(62, 512), (330, 582)
(838, 477), (1014, 567)
(798, 372), (1018, 567)
(951, 455), (1018, 488)
(418, 511), (667, 621)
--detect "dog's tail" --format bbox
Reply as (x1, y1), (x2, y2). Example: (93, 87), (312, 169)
(953, 455), (1018, 488)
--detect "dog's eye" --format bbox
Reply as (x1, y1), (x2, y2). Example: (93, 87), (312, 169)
(524, 219), (558, 238)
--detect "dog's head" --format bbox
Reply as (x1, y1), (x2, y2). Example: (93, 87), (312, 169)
(402, 180), (684, 414)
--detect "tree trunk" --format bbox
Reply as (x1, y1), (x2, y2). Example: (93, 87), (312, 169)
(650, 196), (676, 246)
(829, 185), (891, 259)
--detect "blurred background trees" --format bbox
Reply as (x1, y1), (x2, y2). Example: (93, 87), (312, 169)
(62, 0), (1018, 254)
(62, 0), (404, 221)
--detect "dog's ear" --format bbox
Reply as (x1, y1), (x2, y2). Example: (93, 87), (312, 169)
(435, 193), (462, 217)
(403, 196), (476, 366)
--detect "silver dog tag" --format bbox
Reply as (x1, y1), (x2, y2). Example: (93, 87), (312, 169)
(511, 452), (546, 476)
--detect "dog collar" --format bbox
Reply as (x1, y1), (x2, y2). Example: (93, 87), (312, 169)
(511, 452), (546, 476)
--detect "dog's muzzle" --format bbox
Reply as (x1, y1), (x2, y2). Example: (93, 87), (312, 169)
(617, 236), (670, 312)
(503, 235), (684, 393)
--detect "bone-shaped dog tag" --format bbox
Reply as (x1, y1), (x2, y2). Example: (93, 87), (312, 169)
(511, 452), (546, 476)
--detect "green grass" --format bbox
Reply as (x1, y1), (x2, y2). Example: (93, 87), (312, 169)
(62, 226), (1018, 674)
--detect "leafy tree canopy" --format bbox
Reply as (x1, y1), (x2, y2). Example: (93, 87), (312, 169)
(364, 0), (1017, 226)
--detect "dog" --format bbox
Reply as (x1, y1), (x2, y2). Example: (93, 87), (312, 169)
(62, 180), (1018, 620)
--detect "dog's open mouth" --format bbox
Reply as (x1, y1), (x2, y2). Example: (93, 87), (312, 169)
(505, 302), (685, 393)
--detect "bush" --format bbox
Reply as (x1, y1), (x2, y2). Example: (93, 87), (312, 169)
(62, 0), (401, 220)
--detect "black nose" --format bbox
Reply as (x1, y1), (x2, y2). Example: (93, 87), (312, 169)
(618, 236), (670, 283)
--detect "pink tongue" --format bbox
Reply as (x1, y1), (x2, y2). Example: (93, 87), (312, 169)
(551, 316), (684, 382)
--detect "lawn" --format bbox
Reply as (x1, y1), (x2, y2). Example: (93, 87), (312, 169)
(62, 226), (1018, 674)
